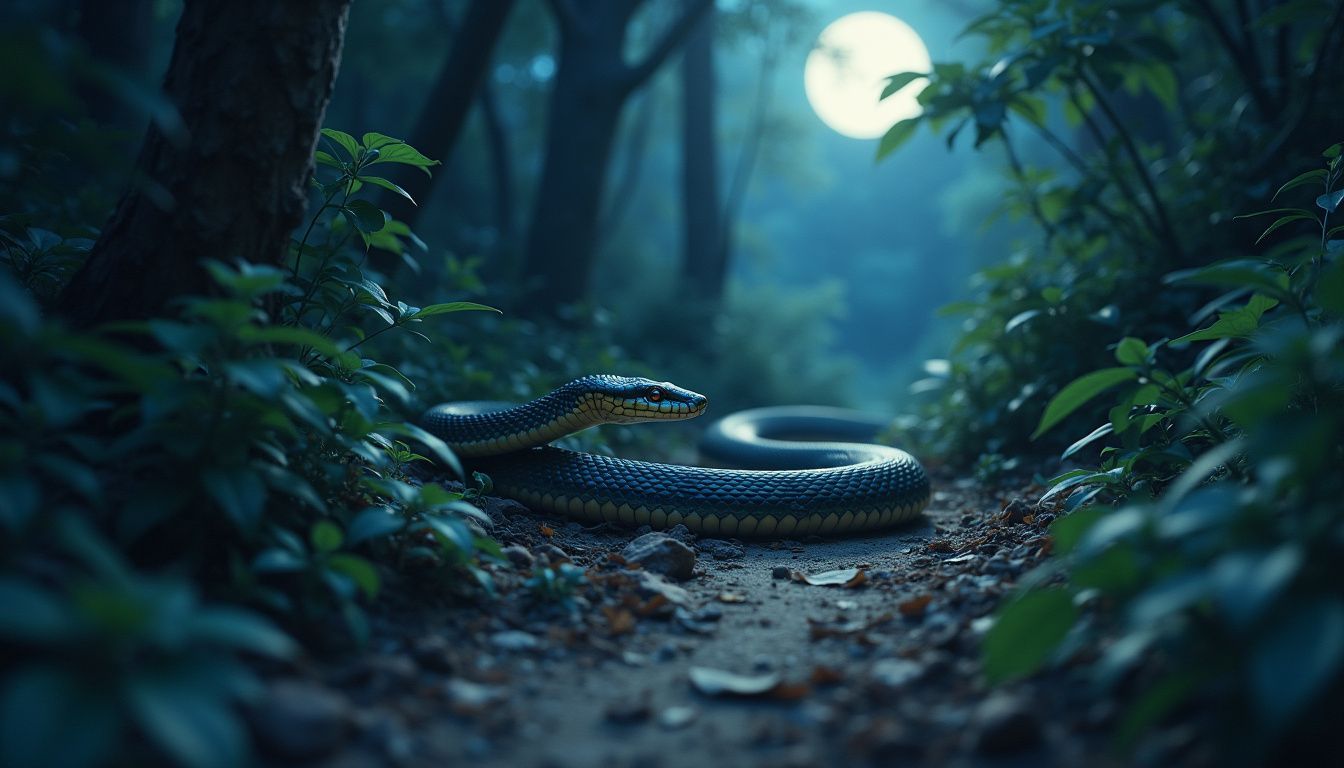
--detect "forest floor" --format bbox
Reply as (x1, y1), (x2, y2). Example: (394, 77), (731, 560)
(245, 469), (1143, 768)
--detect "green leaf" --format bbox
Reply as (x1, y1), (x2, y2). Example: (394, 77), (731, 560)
(1163, 260), (1291, 299)
(314, 150), (343, 170)
(358, 175), (416, 206)
(1257, 212), (1318, 243)
(237, 325), (343, 359)
(366, 137), (440, 175)
(1114, 337), (1148, 366)
(404, 301), (500, 319)
(876, 118), (920, 161)
(1251, 597), (1344, 727)
(328, 554), (380, 599)
(983, 588), (1077, 682)
(186, 607), (297, 658)
(1271, 168), (1327, 200)
(320, 128), (360, 162)
(346, 506), (404, 545)
(310, 520), (343, 553)
(128, 677), (245, 768)
(1172, 294), (1278, 343)
(1317, 188), (1344, 213)
(343, 199), (388, 234)
(1048, 506), (1107, 555)
(880, 71), (926, 100)
(200, 468), (266, 532)
(1032, 368), (1138, 439)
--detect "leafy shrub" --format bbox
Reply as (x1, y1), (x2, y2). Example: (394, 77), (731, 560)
(984, 148), (1344, 760)
(0, 130), (500, 767)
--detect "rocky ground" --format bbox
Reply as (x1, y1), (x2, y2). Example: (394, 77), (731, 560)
(244, 470), (1139, 768)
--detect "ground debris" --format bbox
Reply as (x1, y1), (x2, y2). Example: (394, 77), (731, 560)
(792, 567), (868, 587)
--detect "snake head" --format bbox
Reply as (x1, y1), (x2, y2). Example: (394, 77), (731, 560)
(576, 375), (708, 424)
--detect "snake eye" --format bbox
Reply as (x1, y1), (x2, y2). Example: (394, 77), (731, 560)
(646, 386), (663, 402)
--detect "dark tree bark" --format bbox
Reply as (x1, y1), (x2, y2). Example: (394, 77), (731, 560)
(521, 0), (712, 316)
(678, 7), (724, 308)
(385, 0), (517, 231)
(59, 0), (352, 327)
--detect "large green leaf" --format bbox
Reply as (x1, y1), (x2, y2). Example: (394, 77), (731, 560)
(876, 118), (920, 161)
(983, 588), (1077, 682)
(1032, 367), (1137, 439)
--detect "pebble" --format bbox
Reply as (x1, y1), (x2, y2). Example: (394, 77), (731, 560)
(249, 679), (351, 761)
(771, 565), (791, 579)
(502, 544), (534, 569)
(659, 705), (700, 729)
(972, 693), (1044, 754)
(410, 635), (454, 673)
(622, 532), (697, 581)
(871, 658), (925, 690)
(698, 538), (745, 560)
(1001, 498), (1032, 524)
(491, 630), (541, 651)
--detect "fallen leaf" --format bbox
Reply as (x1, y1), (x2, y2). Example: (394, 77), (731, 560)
(943, 553), (976, 564)
(603, 605), (636, 636)
(689, 667), (781, 697)
(798, 567), (863, 586)
(718, 591), (747, 603)
(843, 570), (868, 589)
(769, 681), (812, 700)
(810, 665), (845, 685)
(926, 539), (955, 553)
(807, 612), (895, 641)
(539, 524), (554, 538)
(898, 594), (933, 618)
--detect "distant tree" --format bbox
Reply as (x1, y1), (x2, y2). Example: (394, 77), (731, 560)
(522, 0), (712, 316)
(59, 0), (353, 326)
(679, 6), (725, 310)
(383, 0), (517, 232)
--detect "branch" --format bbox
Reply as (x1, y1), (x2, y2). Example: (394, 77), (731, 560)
(1078, 69), (1183, 261)
(1185, 0), (1275, 116)
(620, 0), (713, 94)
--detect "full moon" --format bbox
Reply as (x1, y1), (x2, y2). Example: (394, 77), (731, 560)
(804, 12), (932, 140)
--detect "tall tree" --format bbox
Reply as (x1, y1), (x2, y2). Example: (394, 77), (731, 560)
(384, 0), (518, 231)
(521, 0), (712, 316)
(678, 6), (724, 309)
(59, 0), (352, 326)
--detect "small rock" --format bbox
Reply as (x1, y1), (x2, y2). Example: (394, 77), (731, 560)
(664, 524), (695, 543)
(491, 630), (541, 652)
(534, 543), (569, 563)
(249, 680), (351, 761)
(623, 532), (697, 581)
(502, 544), (534, 569)
(605, 692), (653, 723)
(698, 538), (744, 560)
(973, 693), (1043, 754)
(445, 679), (507, 714)
(410, 635), (455, 673)
(659, 705), (700, 729)
(1001, 498), (1032, 524)
(771, 565), (791, 580)
(637, 571), (694, 607)
(871, 658), (924, 690)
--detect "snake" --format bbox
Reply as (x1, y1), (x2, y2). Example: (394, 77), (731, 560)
(421, 375), (930, 538)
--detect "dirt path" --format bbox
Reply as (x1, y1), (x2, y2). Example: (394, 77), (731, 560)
(251, 473), (1118, 768)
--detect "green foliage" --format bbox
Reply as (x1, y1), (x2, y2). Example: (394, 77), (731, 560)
(983, 150), (1344, 758)
(885, 0), (1343, 464)
(0, 129), (499, 766)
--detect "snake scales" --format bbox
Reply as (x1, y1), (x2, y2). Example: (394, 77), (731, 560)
(422, 375), (930, 538)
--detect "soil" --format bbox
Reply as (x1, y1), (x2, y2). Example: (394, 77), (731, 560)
(249, 469), (1138, 768)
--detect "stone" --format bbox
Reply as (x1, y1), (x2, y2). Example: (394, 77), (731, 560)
(972, 693), (1044, 755)
(771, 565), (791, 580)
(490, 630), (541, 652)
(250, 679), (351, 761)
(622, 532), (696, 581)
(698, 538), (744, 560)
(502, 544), (534, 569)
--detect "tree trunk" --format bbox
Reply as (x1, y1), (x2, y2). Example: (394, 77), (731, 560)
(521, 0), (712, 316)
(385, 0), (517, 231)
(59, 0), (352, 327)
(679, 8), (724, 307)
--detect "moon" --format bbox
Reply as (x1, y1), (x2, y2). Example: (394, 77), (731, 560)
(804, 12), (932, 140)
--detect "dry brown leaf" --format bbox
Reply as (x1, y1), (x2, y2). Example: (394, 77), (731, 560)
(898, 594), (932, 618)
(810, 665), (845, 686)
(539, 524), (554, 538)
(603, 605), (636, 636)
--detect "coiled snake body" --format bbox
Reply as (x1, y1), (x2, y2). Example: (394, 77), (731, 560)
(422, 375), (930, 538)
